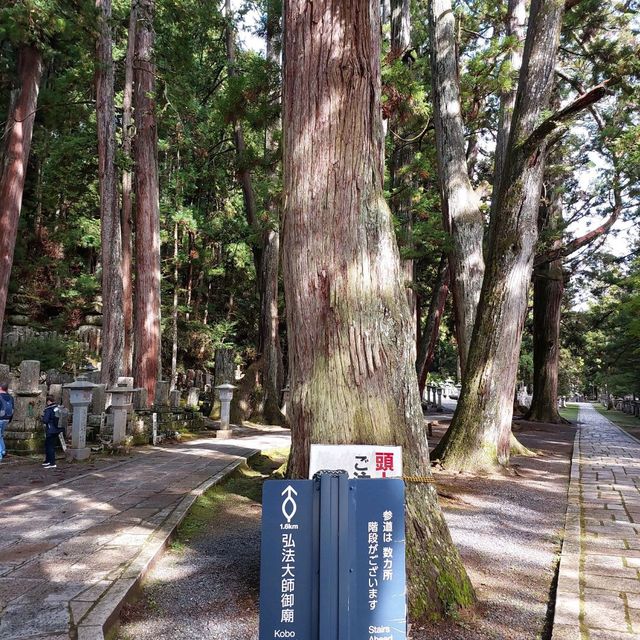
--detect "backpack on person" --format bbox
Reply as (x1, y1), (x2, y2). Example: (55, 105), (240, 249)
(0, 393), (14, 420)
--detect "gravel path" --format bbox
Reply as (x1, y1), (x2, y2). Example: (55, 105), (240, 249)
(117, 419), (575, 640)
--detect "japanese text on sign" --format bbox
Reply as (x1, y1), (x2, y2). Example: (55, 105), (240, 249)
(308, 445), (402, 479)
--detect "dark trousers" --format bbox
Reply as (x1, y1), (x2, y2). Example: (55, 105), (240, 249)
(45, 433), (58, 464)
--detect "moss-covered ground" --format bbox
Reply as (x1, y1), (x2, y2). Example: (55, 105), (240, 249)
(558, 403), (579, 424)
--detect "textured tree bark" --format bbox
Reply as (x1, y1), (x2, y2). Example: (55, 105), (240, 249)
(527, 257), (565, 423)
(133, 0), (161, 404)
(433, 0), (565, 471)
(417, 254), (450, 398)
(493, 0), (527, 194)
(120, 1), (136, 376)
(283, 0), (474, 618)
(170, 220), (179, 390)
(96, 0), (124, 387)
(0, 46), (42, 341)
(259, 0), (285, 426)
(428, 0), (485, 377)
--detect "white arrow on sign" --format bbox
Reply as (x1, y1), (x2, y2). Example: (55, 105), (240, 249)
(281, 485), (298, 523)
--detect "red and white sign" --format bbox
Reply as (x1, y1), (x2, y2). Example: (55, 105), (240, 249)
(308, 445), (403, 479)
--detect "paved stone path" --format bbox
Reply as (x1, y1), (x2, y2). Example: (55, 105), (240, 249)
(554, 403), (640, 640)
(0, 426), (290, 640)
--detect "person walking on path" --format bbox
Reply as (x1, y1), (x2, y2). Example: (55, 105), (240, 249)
(42, 395), (62, 468)
(0, 383), (14, 461)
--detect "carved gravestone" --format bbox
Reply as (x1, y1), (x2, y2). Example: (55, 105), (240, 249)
(187, 387), (200, 409)
(170, 389), (181, 408)
(91, 384), (107, 415)
(154, 380), (170, 407)
(133, 388), (148, 411)
(48, 383), (63, 405)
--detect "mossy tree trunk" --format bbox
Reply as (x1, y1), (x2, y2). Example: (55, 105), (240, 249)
(433, 0), (567, 471)
(282, 0), (474, 620)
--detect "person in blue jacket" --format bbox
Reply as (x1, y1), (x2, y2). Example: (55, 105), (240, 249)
(42, 395), (62, 469)
(0, 383), (14, 461)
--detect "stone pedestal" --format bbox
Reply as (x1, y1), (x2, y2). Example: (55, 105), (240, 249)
(64, 376), (96, 461)
(4, 360), (43, 455)
(107, 383), (134, 445)
(215, 383), (237, 439)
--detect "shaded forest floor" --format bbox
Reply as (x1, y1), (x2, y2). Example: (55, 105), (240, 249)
(117, 417), (575, 640)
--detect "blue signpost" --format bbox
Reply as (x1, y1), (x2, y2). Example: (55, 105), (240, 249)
(259, 473), (406, 640)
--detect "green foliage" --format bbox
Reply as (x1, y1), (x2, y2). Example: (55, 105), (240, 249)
(3, 335), (88, 371)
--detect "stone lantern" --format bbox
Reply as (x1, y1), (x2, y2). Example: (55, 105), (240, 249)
(215, 382), (237, 439)
(64, 375), (97, 460)
(106, 382), (135, 445)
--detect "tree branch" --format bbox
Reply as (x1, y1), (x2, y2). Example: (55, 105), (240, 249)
(522, 80), (612, 154)
(564, 0), (585, 10)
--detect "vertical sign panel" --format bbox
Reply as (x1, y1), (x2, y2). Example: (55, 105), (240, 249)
(349, 479), (407, 640)
(260, 480), (315, 640)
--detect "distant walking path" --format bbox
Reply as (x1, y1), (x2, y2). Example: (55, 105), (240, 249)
(554, 402), (640, 639)
(0, 426), (290, 640)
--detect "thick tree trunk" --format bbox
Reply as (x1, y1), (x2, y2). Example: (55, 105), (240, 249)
(433, 0), (565, 471)
(259, 227), (285, 424)
(526, 147), (566, 423)
(417, 254), (450, 397)
(133, 0), (161, 404)
(120, 1), (136, 376)
(283, 0), (473, 619)
(526, 256), (564, 423)
(0, 46), (42, 340)
(428, 0), (485, 377)
(96, 0), (124, 387)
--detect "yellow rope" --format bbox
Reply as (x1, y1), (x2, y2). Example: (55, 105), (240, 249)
(402, 475), (437, 484)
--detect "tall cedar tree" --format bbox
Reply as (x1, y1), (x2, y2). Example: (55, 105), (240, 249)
(433, 0), (608, 470)
(282, 0), (474, 618)
(120, 2), (137, 376)
(133, 0), (161, 403)
(0, 47), (43, 339)
(96, 0), (124, 386)
(259, 0), (285, 425)
(428, 0), (485, 377)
